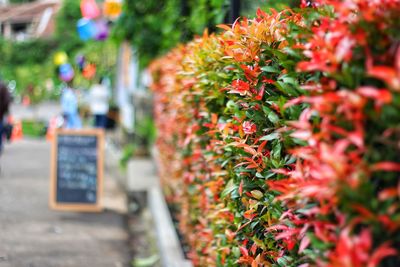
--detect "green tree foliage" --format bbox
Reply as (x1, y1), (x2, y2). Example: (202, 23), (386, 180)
(0, 37), (58, 100)
(242, 0), (300, 16)
(54, 0), (83, 54)
(112, 0), (229, 68)
(112, 0), (300, 69)
(0, 38), (57, 65)
(9, 0), (35, 3)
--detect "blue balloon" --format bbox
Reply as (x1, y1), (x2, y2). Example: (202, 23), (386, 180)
(77, 18), (96, 41)
(59, 63), (74, 82)
(59, 63), (73, 75)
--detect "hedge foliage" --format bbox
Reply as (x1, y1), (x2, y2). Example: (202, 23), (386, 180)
(150, 1), (400, 266)
(112, 0), (301, 69)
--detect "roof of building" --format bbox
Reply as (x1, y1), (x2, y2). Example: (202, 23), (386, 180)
(0, 0), (61, 38)
(0, 0), (60, 23)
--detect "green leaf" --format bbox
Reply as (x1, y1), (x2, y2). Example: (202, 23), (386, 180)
(272, 142), (282, 158)
(221, 179), (236, 198)
(260, 132), (280, 141)
(283, 47), (302, 58)
(262, 105), (272, 114)
(132, 255), (159, 267)
(232, 246), (240, 257)
(268, 111), (280, 124)
(261, 66), (280, 73)
(280, 75), (297, 86)
(251, 190), (264, 200)
(275, 81), (299, 96)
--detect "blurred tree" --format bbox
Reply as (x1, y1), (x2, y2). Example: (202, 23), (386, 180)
(241, 0), (300, 15)
(9, 0), (35, 3)
(0, 37), (58, 98)
(54, 0), (83, 54)
(112, 0), (229, 68)
(0, 38), (57, 65)
(112, 0), (300, 69)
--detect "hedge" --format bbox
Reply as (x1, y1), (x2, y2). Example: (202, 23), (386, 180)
(149, 1), (400, 266)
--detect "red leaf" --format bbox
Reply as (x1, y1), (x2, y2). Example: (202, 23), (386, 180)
(216, 24), (232, 31)
(250, 243), (257, 255)
(378, 215), (399, 232)
(351, 204), (375, 219)
(371, 162), (400, 172)
(368, 66), (400, 90)
(255, 85), (265, 100)
(256, 8), (267, 18)
(231, 80), (250, 95)
(262, 77), (275, 84)
(275, 228), (299, 240)
(378, 187), (398, 200)
(243, 121), (257, 135)
(298, 235), (310, 253)
(357, 86), (392, 104)
(243, 209), (257, 220)
(368, 243), (397, 267)
(239, 246), (249, 257)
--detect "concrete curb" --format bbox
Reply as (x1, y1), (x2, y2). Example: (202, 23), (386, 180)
(105, 134), (192, 266)
(148, 185), (193, 267)
(125, 157), (192, 267)
(127, 159), (158, 191)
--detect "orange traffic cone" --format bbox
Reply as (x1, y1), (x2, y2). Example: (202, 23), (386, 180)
(46, 117), (57, 142)
(11, 120), (23, 141)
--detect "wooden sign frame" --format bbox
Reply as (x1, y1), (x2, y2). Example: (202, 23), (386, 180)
(50, 128), (105, 212)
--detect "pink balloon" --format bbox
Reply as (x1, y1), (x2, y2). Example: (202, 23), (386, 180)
(80, 0), (100, 19)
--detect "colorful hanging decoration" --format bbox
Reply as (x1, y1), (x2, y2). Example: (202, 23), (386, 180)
(103, 0), (122, 20)
(82, 63), (96, 80)
(80, 0), (100, 19)
(77, 18), (96, 41)
(53, 51), (68, 66)
(94, 19), (109, 41)
(75, 54), (86, 70)
(59, 63), (74, 82)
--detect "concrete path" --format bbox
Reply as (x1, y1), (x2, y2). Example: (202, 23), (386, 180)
(10, 102), (61, 122)
(0, 139), (130, 267)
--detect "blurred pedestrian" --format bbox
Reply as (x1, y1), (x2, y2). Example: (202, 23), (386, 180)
(60, 82), (82, 129)
(0, 81), (12, 154)
(89, 77), (110, 129)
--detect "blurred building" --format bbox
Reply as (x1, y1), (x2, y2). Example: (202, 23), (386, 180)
(0, 0), (61, 41)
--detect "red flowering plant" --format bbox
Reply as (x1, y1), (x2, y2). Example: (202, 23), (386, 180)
(151, 8), (312, 265)
(268, 0), (400, 266)
(149, 1), (400, 266)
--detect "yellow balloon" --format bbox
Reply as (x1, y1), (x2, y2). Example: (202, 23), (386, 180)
(103, 0), (122, 19)
(53, 52), (68, 66)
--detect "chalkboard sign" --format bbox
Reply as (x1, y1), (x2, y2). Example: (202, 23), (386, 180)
(50, 129), (104, 212)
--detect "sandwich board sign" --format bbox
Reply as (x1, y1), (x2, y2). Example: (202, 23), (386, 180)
(50, 129), (104, 212)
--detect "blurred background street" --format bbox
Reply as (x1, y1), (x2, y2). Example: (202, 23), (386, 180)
(0, 138), (130, 267)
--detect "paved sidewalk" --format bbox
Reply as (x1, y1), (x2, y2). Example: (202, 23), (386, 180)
(0, 139), (130, 267)
(10, 102), (61, 122)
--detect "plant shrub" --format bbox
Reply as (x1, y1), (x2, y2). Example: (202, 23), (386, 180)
(150, 1), (400, 266)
